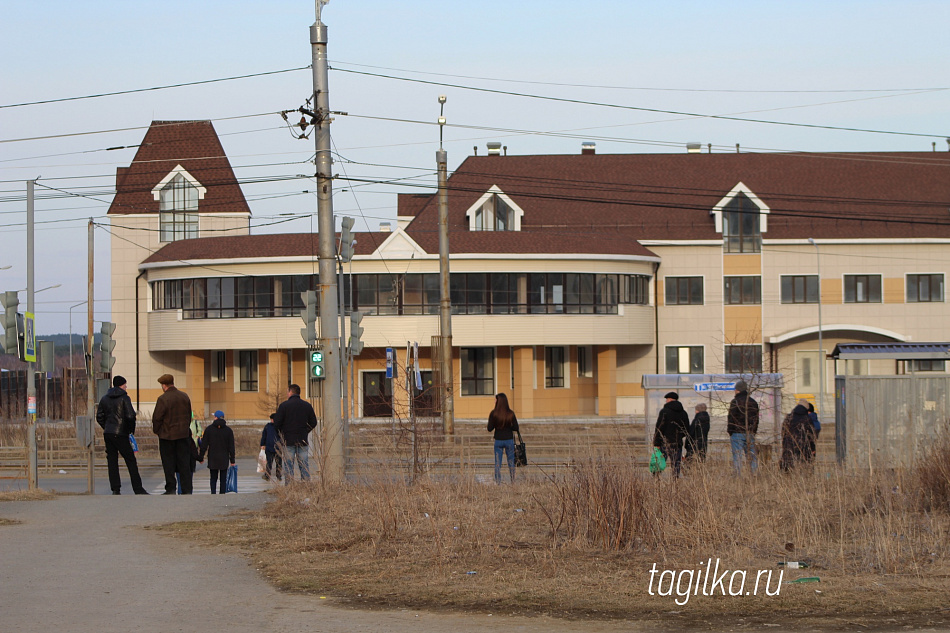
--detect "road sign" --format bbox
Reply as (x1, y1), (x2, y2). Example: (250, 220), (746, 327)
(386, 347), (395, 379)
(693, 382), (736, 393)
(24, 312), (35, 362)
(27, 396), (36, 414)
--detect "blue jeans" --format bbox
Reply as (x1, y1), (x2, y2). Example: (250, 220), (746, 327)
(730, 433), (758, 474)
(494, 438), (515, 484)
(283, 444), (310, 483)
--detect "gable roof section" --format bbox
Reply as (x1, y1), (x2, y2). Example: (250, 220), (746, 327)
(107, 120), (251, 216)
(404, 152), (950, 248)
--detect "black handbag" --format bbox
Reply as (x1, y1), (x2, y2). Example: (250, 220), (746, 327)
(514, 430), (527, 467)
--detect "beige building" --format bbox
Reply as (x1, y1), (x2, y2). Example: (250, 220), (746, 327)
(110, 122), (950, 422)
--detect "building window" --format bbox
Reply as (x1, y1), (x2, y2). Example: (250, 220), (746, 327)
(844, 274), (882, 303)
(461, 347), (494, 396)
(158, 174), (199, 242)
(238, 350), (258, 392)
(909, 360), (946, 372)
(545, 347), (565, 388)
(725, 345), (762, 374)
(473, 194), (513, 231)
(665, 346), (704, 374)
(665, 277), (703, 305)
(212, 350), (226, 383)
(577, 345), (593, 378)
(907, 274), (944, 303)
(623, 275), (650, 305)
(724, 276), (761, 305)
(722, 193), (761, 253)
(781, 275), (819, 304)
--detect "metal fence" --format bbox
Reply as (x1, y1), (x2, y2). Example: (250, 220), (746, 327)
(835, 375), (950, 469)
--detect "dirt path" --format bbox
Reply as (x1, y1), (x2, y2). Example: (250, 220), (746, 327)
(0, 494), (647, 633)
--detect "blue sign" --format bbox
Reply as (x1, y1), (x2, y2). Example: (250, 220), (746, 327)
(694, 382), (736, 393)
(386, 347), (395, 379)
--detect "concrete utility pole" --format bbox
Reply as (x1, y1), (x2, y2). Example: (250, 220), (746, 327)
(311, 0), (343, 480)
(87, 219), (95, 493)
(436, 97), (455, 435)
(26, 180), (37, 490)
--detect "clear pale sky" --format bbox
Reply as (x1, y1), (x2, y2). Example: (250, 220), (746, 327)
(2, 1), (948, 334)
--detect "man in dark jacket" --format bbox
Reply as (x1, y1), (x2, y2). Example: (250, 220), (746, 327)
(653, 392), (690, 476)
(198, 411), (236, 494)
(780, 399), (816, 471)
(727, 380), (760, 474)
(152, 373), (194, 494)
(273, 384), (318, 483)
(260, 413), (282, 482)
(96, 375), (148, 495)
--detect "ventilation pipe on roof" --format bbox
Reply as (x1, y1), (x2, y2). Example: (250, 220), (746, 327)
(379, 221), (392, 232)
(487, 142), (502, 156)
(473, 146), (478, 156)
(736, 143), (741, 153)
(708, 143), (712, 153)
(686, 143), (702, 154)
(581, 141), (596, 155)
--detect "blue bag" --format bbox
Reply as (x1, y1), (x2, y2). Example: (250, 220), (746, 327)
(129, 434), (139, 452)
(226, 464), (238, 493)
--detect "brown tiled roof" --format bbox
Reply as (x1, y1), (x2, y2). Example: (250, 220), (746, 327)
(142, 232), (382, 264)
(397, 193), (433, 218)
(107, 120), (251, 216)
(404, 152), (950, 245)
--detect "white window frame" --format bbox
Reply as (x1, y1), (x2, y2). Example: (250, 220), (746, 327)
(464, 186), (525, 232)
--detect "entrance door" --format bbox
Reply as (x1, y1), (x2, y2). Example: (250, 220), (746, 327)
(412, 370), (440, 417)
(362, 371), (392, 417)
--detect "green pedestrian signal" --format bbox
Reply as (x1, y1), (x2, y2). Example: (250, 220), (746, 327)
(309, 349), (325, 380)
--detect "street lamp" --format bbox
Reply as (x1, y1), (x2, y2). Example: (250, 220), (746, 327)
(808, 238), (823, 417)
(16, 283), (61, 294)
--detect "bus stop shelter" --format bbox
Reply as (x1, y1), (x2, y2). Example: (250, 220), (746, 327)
(641, 374), (785, 448)
(833, 343), (950, 468)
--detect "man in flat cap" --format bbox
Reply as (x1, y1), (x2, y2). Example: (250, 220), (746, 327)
(152, 374), (194, 494)
(652, 391), (690, 476)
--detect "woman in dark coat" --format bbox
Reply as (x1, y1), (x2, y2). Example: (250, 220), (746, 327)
(197, 410), (236, 494)
(487, 393), (519, 484)
(685, 402), (710, 462)
(780, 400), (815, 471)
(653, 392), (690, 476)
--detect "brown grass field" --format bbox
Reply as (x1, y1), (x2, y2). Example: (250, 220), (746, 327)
(156, 432), (950, 629)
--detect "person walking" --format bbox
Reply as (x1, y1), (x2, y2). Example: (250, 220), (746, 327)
(807, 402), (821, 460)
(95, 375), (148, 495)
(152, 374), (195, 494)
(685, 402), (711, 463)
(198, 410), (236, 494)
(727, 380), (760, 474)
(653, 392), (690, 476)
(487, 392), (519, 484)
(273, 384), (318, 483)
(780, 399), (815, 472)
(260, 413), (282, 481)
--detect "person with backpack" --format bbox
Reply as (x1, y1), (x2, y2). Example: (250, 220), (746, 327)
(197, 410), (235, 494)
(95, 376), (148, 495)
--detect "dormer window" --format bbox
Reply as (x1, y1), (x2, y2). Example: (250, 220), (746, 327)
(722, 193), (761, 253)
(710, 183), (768, 254)
(153, 166), (206, 242)
(465, 185), (524, 231)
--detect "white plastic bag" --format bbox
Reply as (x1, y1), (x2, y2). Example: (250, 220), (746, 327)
(256, 448), (266, 474)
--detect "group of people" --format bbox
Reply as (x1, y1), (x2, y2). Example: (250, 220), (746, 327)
(652, 380), (821, 475)
(96, 376), (318, 495)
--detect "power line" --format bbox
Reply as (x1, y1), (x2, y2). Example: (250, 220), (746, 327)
(0, 66), (310, 109)
(331, 67), (950, 140)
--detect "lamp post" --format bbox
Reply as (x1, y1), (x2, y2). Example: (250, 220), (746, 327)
(69, 301), (88, 419)
(808, 238), (823, 417)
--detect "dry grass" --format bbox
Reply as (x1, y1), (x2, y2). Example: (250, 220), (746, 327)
(157, 436), (950, 627)
(0, 489), (56, 503)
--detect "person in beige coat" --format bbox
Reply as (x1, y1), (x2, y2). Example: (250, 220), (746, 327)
(152, 374), (194, 494)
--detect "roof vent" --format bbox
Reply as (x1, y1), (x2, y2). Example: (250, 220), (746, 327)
(686, 142), (702, 154)
(487, 142), (503, 156)
(379, 221), (391, 233)
(581, 141), (596, 155)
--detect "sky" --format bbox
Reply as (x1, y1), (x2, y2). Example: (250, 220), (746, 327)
(2, 0), (949, 335)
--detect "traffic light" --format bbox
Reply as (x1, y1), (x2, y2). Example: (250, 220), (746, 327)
(308, 348), (325, 380)
(349, 310), (364, 355)
(340, 216), (355, 263)
(300, 290), (316, 346)
(99, 322), (116, 373)
(0, 291), (18, 355)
